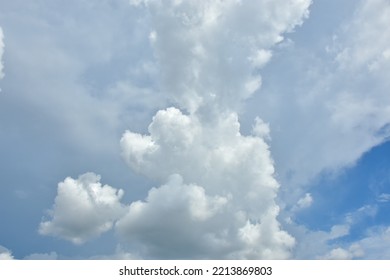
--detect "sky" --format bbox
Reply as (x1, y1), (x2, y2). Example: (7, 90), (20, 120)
(0, 0), (390, 260)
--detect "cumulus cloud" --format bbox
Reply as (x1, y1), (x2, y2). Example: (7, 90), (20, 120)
(18, 0), (390, 260)
(0, 245), (14, 260)
(117, 174), (231, 258)
(117, 0), (311, 258)
(131, 0), (311, 113)
(39, 173), (125, 244)
(119, 107), (295, 258)
(40, 0), (312, 258)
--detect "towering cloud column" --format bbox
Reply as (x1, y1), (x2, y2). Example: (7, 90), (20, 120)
(118, 0), (311, 259)
(39, 0), (312, 259)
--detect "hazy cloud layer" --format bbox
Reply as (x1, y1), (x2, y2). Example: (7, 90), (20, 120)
(319, 226), (390, 260)
(0, 27), (4, 80)
(39, 173), (125, 244)
(237, 0), (390, 211)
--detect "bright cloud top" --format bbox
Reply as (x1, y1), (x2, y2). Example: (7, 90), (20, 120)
(119, 108), (294, 259)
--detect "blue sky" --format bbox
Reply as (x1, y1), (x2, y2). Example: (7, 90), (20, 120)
(1, 0), (390, 260)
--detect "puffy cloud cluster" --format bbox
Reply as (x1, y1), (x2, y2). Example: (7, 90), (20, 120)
(119, 109), (294, 259)
(37, 0), (312, 259)
(39, 173), (125, 244)
(115, 0), (312, 259)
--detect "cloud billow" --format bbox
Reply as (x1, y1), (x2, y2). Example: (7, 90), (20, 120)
(119, 109), (294, 259)
(117, 0), (311, 259)
(39, 173), (125, 244)
(40, 0), (312, 259)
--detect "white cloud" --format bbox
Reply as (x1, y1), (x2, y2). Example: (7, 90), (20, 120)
(135, 0), (311, 113)
(323, 245), (363, 260)
(119, 107), (295, 259)
(39, 173), (125, 244)
(378, 193), (390, 203)
(322, 226), (390, 259)
(57, 0), (310, 259)
(350, 227), (390, 259)
(329, 224), (350, 239)
(38, 0), (313, 258)
(116, 174), (233, 258)
(334, 0), (390, 73)
(296, 193), (313, 210)
(240, 0), (390, 212)
(289, 223), (351, 259)
(249, 49), (273, 69)
(0, 245), (14, 260)
(288, 204), (380, 259)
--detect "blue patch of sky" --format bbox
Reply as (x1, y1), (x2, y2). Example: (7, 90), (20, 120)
(296, 139), (390, 241)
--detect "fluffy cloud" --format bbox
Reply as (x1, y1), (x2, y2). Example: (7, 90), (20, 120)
(0, 245), (14, 260)
(132, 0), (311, 113)
(39, 173), (125, 244)
(33, 0), (312, 259)
(119, 106), (294, 259)
(116, 0), (313, 259)
(116, 174), (231, 258)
